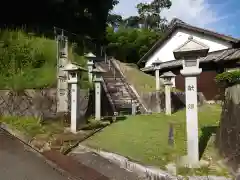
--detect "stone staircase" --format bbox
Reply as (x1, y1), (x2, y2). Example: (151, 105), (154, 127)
(95, 59), (146, 115)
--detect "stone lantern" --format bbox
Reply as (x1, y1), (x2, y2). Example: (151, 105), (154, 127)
(160, 71), (176, 115)
(173, 36), (209, 167)
(85, 52), (96, 82)
(152, 58), (162, 91)
(64, 63), (87, 133)
(92, 67), (106, 120)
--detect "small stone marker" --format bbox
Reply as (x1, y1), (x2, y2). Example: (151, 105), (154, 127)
(168, 123), (174, 147)
(173, 36), (209, 167)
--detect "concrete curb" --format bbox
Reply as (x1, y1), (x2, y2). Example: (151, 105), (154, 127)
(0, 122), (77, 180)
(77, 144), (176, 180)
(76, 145), (232, 180)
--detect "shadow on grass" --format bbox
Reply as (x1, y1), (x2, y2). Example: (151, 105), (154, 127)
(199, 125), (218, 159)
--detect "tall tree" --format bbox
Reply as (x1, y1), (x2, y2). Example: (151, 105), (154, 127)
(136, 0), (171, 30)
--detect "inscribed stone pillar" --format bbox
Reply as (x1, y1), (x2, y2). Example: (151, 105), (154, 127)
(92, 68), (105, 120)
(173, 36), (209, 167)
(95, 80), (101, 120)
(57, 36), (69, 113)
(185, 76), (199, 164)
(70, 83), (78, 133)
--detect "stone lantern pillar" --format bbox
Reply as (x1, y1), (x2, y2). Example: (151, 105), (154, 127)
(160, 71), (176, 115)
(173, 36), (209, 167)
(57, 35), (69, 113)
(85, 52), (96, 82)
(152, 59), (162, 91)
(92, 68), (106, 120)
(64, 63), (87, 133)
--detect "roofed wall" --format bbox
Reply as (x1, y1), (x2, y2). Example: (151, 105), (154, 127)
(145, 29), (232, 67)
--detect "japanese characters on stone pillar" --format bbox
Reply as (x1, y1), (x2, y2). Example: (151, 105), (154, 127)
(152, 59), (162, 91)
(92, 68), (106, 120)
(173, 36), (209, 167)
(85, 52), (96, 82)
(57, 35), (69, 113)
(64, 63), (87, 133)
(160, 71), (176, 115)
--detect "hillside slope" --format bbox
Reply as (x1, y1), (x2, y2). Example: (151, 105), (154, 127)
(0, 29), (89, 90)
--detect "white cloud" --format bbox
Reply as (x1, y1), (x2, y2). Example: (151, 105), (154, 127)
(161, 0), (233, 29)
(113, 0), (239, 33)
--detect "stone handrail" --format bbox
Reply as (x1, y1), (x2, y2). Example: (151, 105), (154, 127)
(101, 78), (117, 115)
(108, 58), (148, 113)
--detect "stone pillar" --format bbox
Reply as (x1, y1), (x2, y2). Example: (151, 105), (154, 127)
(161, 71), (175, 115)
(64, 63), (87, 134)
(173, 35), (209, 167)
(70, 83), (78, 133)
(94, 79), (102, 120)
(155, 68), (160, 91)
(184, 75), (199, 165)
(132, 101), (137, 115)
(92, 68), (105, 120)
(57, 36), (69, 113)
(87, 60), (94, 82)
(85, 52), (96, 82)
(165, 83), (172, 115)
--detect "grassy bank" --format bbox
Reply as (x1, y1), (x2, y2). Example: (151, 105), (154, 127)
(0, 29), (90, 90)
(83, 105), (229, 176)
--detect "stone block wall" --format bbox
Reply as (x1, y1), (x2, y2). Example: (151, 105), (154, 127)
(139, 91), (206, 113)
(0, 89), (92, 122)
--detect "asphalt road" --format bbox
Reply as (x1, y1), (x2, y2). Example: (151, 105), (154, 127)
(0, 128), (73, 180)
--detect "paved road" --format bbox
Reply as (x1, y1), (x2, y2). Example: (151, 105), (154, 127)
(0, 129), (73, 180)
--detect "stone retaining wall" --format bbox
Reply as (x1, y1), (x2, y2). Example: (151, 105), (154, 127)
(140, 91), (206, 113)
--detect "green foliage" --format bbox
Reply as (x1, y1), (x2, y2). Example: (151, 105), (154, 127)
(215, 70), (240, 86)
(0, 29), (90, 90)
(0, 116), (65, 137)
(106, 26), (163, 63)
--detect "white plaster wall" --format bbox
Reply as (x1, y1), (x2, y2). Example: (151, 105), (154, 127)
(145, 29), (232, 67)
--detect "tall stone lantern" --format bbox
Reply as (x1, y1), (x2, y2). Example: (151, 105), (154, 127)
(92, 67), (106, 120)
(85, 52), (96, 82)
(64, 63), (87, 133)
(173, 36), (209, 167)
(152, 59), (162, 91)
(160, 71), (176, 115)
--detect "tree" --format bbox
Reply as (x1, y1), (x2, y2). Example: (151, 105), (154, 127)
(107, 14), (123, 27)
(106, 26), (163, 63)
(136, 0), (171, 30)
(0, 0), (119, 48)
(123, 16), (141, 28)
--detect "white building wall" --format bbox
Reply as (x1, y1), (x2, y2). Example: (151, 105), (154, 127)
(145, 29), (232, 68)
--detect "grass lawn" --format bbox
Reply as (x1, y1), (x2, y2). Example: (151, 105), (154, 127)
(116, 60), (180, 93)
(83, 104), (229, 176)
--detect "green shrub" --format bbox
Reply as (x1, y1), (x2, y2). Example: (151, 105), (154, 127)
(0, 29), (90, 90)
(215, 70), (240, 87)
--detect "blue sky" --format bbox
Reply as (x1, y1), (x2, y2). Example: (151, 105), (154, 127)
(113, 0), (240, 38)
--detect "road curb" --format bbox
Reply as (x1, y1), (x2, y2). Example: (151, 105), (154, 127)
(0, 122), (109, 180)
(0, 122), (77, 179)
(76, 145), (232, 180)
